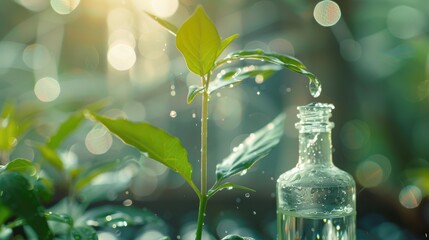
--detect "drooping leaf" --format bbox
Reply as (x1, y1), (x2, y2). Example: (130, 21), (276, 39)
(216, 113), (285, 182)
(77, 205), (162, 228)
(71, 226), (98, 240)
(221, 234), (255, 240)
(0, 172), (53, 239)
(38, 145), (64, 170)
(88, 113), (193, 185)
(176, 6), (221, 76)
(145, 11), (178, 36)
(47, 112), (84, 149)
(187, 85), (205, 104)
(45, 212), (74, 227)
(215, 49), (317, 82)
(209, 65), (282, 94)
(208, 182), (255, 199)
(74, 157), (139, 191)
(0, 158), (37, 176)
(216, 34), (239, 59)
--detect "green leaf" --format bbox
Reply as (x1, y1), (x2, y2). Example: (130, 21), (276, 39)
(0, 172), (53, 239)
(47, 112), (84, 149)
(77, 205), (162, 228)
(0, 103), (19, 152)
(221, 234), (255, 240)
(38, 145), (64, 170)
(34, 177), (54, 203)
(74, 157), (139, 191)
(215, 49), (317, 82)
(45, 212), (74, 227)
(145, 11), (178, 36)
(216, 113), (285, 182)
(0, 158), (37, 176)
(88, 113), (193, 185)
(176, 6), (221, 76)
(216, 34), (239, 59)
(208, 182), (255, 199)
(0, 205), (11, 225)
(79, 179), (131, 204)
(72, 226), (98, 240)
(209, 65), (282, 94)
(187, 85), (205, 104)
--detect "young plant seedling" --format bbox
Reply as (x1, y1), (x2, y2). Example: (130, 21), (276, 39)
(89, 5), (319, 239)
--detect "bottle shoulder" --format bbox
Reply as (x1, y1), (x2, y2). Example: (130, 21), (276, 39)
(277, 165), (355, 188)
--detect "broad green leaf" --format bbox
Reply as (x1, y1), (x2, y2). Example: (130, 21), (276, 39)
(176, 6), (221, 76)
(47, 112), (84, 149)
(209, 65), (282, 94)
(215, 49), (317, 82)
(0, 172), (53, 239)
(34, 177), (54, 203)
(208, 182), (255, 199)
(216, 113), (285, 181)
(88, 113), (193, 184)
(79, 175), (133, 204)
(145, 11), (178, 36)
(77, 205), (161, 228)
(72, 226), (98, 240)
(0, 103), (18, 152)
(38, 145), (64, 170)
(0, 158), (36, 176)
(0, 204), (11, 225)
(45, 212), (74, 227)
(216, 34), (239, 59)
(187, 85), (205, 104)
(221, 234), (255, 240)
(74, 157), (139, 191)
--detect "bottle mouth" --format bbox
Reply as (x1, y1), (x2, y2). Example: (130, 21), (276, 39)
(295, 102), (335, 132)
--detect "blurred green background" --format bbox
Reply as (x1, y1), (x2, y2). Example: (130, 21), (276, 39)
(0, 0), (428, 239)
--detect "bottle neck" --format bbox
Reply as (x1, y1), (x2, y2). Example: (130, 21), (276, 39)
(297, 130), (333, 167)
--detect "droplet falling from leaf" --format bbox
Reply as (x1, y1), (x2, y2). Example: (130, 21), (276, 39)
(309, 78), (322, 98)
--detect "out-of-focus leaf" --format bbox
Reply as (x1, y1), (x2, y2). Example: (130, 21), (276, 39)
(405, 169), (429, 194)
(74, 157), (139, 191)
(88, 113), (194, 187)
(145, 11), (178, 36)
(215, 49), (316, 82)
(77, 205), (162, 228)
(0, 227), (12, 240)
(79, 178), (131, 204)
(38, 145), (64, 170)
(45, 212), (73, 227)
(47, 112), (84, 149)
(0, 103), (19, 152)
(216, 113), (285, 182)
(209, 65), (282, 94)
(72, 226), (98, 240)
(0, 172), (53, 239)
(221, 234), (255, 240)
(187, 85), (205, 104)
(208, 182), (255, 199)
(0, 158), (36, 176)
(34, 177), (54, 203)
(216, 34), (239, 59)
(0, 204), (10, 225)
(176, 6), (221, 76)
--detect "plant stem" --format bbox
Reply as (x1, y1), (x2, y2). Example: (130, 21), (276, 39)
(196, 76), (210, 239)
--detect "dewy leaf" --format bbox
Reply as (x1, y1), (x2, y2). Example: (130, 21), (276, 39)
(215, 49), (317, 82)
(0, 172), (53, 239)
(216, 113), (285, 182)
(0, 158), (37, 176)
(209, 64), (282, 94)
(221, 234), (255, 240)
(216, 34), (239, 59)
(88, 113), (194, 185)
(71, 226), (98, 240)
(176, 6), (221, 76)
(45, 212), (74, 227)
(187, 85), (205, 104)
(145, 11), (179, 36)
(208, 182), (255, 199)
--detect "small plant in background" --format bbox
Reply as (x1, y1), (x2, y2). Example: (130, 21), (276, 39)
(88, 5), (319, 239)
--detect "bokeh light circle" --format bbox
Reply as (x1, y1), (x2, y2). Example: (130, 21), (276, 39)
(313, 0), (341, 27)
(356, 160), (383, 188)
(108, 43), (137, 71)
(387, 5), (426, 39)
(85, 127), (113, 155)
(150, 0), (179, 18)
(34, 77), (61, 102)
(399, 185), (422, 209)
(50, 0), (80, 15)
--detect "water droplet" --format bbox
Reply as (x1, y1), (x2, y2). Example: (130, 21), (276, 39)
(240, 169), (247, 176)
(123, 199), (133, 206)
(170, 90), (176, 96)
(227, 186), (233, 190)
(309, 79), (322, 98)
(253, 211), (257, 215)
(163, 43), (167, 51)
(245, 193), (250, 198)
(192, 113), (196, 118)
(256, 91), (261, 95)
(170, 110), (177, 118)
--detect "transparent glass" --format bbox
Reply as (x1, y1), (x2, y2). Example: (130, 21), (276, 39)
(277, 103), (356, 240)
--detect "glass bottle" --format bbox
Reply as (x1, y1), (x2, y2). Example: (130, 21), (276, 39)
(277, 103), (356, 240)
